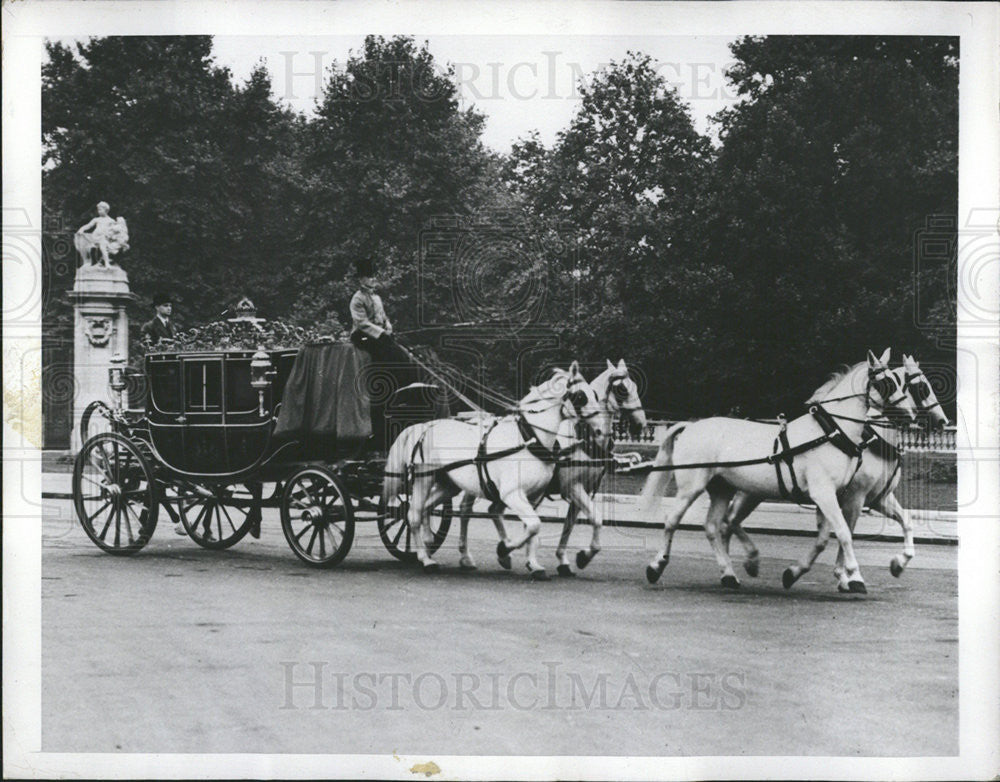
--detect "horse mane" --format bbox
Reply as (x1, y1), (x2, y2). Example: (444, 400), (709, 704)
(806, 362), (866, 403)
(524, 367), (570, 403)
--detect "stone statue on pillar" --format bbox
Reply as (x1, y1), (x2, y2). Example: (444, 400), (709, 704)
(75, 200), (130, 268)
(68, 201), (136, 450)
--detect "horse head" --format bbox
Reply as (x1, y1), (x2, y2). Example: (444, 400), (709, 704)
(901, 354), (949, 430)
(867, 348), (916, 423)
(550, 361), (609, 439)
(602, 358), (646, 438)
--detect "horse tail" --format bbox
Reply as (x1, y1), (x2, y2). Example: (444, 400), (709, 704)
(383, 424), (419, 500)
(638, 422), (688, 514)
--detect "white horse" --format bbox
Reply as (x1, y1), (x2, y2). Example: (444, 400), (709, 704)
(382, 362), (609, 580)
(553, 360), (646, 575)
(720, 354), (948, 590)
(453, 359), (647, 575)
(638, 349), (916, 593)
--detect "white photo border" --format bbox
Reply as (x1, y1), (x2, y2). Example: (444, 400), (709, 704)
(3, 1), (998, 779)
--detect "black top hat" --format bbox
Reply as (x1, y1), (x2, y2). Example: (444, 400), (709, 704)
(356, 257), (376, 278)
(153, 292), (172, 307)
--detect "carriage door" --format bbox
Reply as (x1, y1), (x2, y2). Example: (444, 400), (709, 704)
(182, 357), (223, 473)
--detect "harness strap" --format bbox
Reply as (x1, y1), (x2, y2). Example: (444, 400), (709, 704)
(810, 404), (865, 459)
(863, 422), (903, 463)
(868, 458), (903, 509)
(476, 419), (503, 506)
(773, 421), (809, 503)
(516, 415), (563, 464)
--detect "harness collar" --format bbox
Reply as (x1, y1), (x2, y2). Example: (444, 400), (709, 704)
(810, 404), (865, 460)
(516, 415), (564, 463)
(861, 422), (903, 463)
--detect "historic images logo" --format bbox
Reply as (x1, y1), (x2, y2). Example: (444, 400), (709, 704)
(417, 210), (577, 332)
(279, 661), (748, 712)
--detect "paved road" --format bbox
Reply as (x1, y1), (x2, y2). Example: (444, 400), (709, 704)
(42, 497), (957, 756)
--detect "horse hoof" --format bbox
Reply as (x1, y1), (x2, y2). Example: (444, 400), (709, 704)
(743, 558), (760, 578)
(721, 575), (740, 590)
(496, 541), (510, 559)
(837, 582), (850, 593)
(529, 569), (550, 582)
(847, 580), (867, 594)
(422, 562), (440, 574)
(557, 564), (576, 578)
(646, 565), (662, 584)
(576, 550), (591, 570)
(782, 568), (798, 590)
(889, 558), (904, 578)
(459, 562), (478, 572)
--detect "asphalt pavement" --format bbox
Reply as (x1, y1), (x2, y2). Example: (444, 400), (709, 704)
(41, 490), (957, 757)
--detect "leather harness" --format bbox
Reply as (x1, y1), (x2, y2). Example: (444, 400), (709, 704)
(405, 414), (564, 507)
(860, 422), (905, 508)
(771, 404), (867, 503)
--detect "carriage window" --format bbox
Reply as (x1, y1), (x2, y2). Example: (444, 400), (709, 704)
(149, 361), (181, 413)
(225, 359), (259, 413)
(184, 360), (222, 412)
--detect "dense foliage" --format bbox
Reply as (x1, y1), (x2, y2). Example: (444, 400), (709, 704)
(43, 34), (957, 422)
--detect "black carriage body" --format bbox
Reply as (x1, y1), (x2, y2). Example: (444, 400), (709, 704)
(74, 339), (454, 564)
(142, 342), (446, 478)
(145, 348), (298, 476)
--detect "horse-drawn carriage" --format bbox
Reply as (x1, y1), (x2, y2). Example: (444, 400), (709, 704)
(72, 340), (454, 567)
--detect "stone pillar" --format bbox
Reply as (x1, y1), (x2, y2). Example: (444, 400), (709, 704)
(67, 265), (136, 451)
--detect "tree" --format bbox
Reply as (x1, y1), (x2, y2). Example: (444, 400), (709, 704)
(290, 35), (494, 334)
(697, 36), (958, 414)
(43, 37), (305, 326)
(500, 53), (720, 411)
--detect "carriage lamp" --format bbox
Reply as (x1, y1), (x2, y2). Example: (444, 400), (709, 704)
(108, 353), (127, 410)
(250, 348), (274, 417)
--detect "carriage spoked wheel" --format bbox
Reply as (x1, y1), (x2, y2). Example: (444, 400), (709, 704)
(168, 481), (262, 550)
(280, 466), (355, 568)
(72, 432), (158, 554)
(377, 493), (452, 563)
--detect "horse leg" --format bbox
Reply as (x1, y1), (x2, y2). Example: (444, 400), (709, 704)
(571, 483), (603, 572)
(555, 502), (578, 577)
(410, 481), (450, 573)
(782, 508), (832, 589)
(646, 473), (708, 585)
(722, 492), (762, 577)
(500, 492), (549, 581)
(833, 495), (864, 592)
(873, 492), (913, 577)
(457, 492), (477, 571)
(490, 502), (512, 569)
(786, 485), (865, 593)
(705, 482), (740, 588)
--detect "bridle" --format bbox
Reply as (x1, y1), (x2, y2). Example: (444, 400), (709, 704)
(868, 364), (910, 417)
(903, 369), (945, 418)
(815, 364), (911, 428)
(516, 374), (603, 438)
(606, 375), (640, 413)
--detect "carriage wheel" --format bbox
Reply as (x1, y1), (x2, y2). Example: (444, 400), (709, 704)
(377, 493), (452, 562)
(169, 481), (262, 550)
(73, 432), (158, 554)
(80, 400), (116, 444)
(280, 466), (355, 568)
